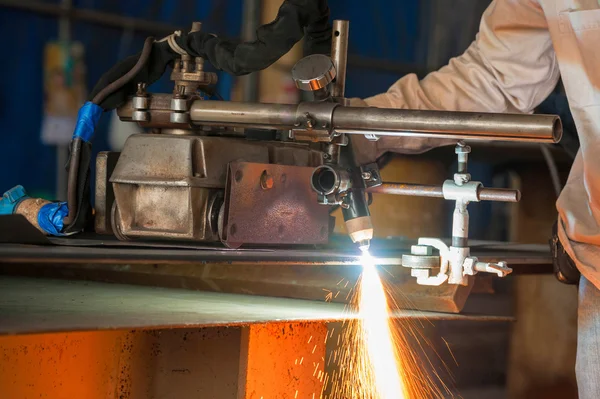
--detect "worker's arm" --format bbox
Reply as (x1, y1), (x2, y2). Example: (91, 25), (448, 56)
(352, 0), (560, 163)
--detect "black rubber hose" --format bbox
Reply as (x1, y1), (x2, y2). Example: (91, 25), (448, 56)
(92, 37), (155, 105)
(64, 37), (154, 229)
(63, 138), (82, 226)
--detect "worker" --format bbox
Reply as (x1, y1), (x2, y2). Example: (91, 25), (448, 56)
(350, 1), (600, 397)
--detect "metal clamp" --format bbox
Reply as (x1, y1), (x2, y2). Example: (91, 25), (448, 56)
(360, 163), (382, 189)
(401, 142), (513, 286)
(291, 102), (339, 142)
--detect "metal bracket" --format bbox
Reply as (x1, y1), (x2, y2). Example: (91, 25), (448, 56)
(360, 163), (382, 189)
(290, 102), (340, 142)
(400, 143), (513, 286)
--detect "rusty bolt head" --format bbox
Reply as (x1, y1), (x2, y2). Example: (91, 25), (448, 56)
(260, 171), (274, 190)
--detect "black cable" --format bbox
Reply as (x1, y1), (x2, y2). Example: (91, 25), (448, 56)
(92, 36), (154, 105)
(64, 36), (155, 229)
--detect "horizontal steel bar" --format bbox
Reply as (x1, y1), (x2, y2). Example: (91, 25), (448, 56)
(189, 101), (562, 143)
(367, 183), (521, 203)
(0, 241), (551, 267)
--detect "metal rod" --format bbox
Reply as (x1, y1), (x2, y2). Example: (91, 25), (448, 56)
(333, 107), (562, 143)
(367, 183), (444, 198)
(478, 187), (521, 202)
(0, 0), (180, 35)
(367, 183), (521, 203)
(190, 101), (562, 143)
(240, 0), (261, 102)
(331, 20), (349, 98)
(190, 101), (298, 129)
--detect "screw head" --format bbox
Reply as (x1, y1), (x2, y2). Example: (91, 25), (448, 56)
(361, 172), (372, 180)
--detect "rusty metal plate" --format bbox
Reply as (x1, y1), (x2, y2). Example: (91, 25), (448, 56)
(222, 162), (330, 247)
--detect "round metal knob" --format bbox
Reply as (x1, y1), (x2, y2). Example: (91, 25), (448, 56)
(291, 54), (336, 92)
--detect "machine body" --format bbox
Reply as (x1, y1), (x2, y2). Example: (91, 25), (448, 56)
(87, 20), (562, 285)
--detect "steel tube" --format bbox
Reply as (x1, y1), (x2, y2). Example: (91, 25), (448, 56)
(367, 183), (521, 203)
(367, 183), (444, 198)
(331, 20), (349, 98)
(478, 187), (521, 203)
(333, 107), (562, 143)
(191, 101), (562, 143)
(190, 101), (298, 129)
(240, 0), (261, 102)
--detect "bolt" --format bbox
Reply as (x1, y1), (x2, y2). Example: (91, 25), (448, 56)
(136, 82), (147, 95)
(182, 55), (192, 72)
(454, 173), (471, 185)
(361, 171), (372, 181)
(174, 85), (186, 98)
(304, 112), (314, 129)
(463, 257), (477, 276)
(195, 57), (204, 72)
(260, 171), (274, 190)
(455, 143), (471, 154)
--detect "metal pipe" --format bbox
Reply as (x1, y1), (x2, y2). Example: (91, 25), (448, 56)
(0, 0), (180, 35)
(191, 101), (298, 129)
(367, 183), (444, 198)
(367, 183), (521, 203)
(478, 187), (521, 203)
(333, 107), (562, 143)
(190, 101), (562, 143)
(331, 20), (349, 98)
(240, 0), (261, 102)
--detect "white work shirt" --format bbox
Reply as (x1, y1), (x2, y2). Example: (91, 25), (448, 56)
(362, 0), (600, 289)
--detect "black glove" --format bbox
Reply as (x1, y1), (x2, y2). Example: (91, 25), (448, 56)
(177, 0), (331, 75)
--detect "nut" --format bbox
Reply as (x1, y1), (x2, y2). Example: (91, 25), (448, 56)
(463, 257), (477, 276)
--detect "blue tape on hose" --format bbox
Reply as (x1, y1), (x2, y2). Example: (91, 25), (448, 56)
(72, 101), (103, 143)
(37, 202), (68, 236)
